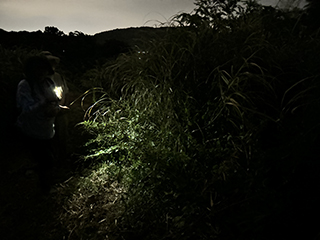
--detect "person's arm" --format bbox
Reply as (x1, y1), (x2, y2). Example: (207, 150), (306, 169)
(16, 80), (44, 113)
(17, 80), (61, 117)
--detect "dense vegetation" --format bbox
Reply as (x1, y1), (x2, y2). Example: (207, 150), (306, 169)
(1, 0), (320, 239)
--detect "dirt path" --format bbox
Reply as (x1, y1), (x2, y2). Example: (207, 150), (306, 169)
(0, 96), (89, 240)
(0, 139), (65, 239)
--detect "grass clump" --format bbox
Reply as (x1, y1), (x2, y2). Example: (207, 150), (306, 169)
(54, 163), (127, 240)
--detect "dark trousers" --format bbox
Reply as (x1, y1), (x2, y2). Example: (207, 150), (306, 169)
(16, 127), (55, 191)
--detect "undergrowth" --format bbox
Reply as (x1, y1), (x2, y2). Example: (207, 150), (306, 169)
(58, 1), (320, 239)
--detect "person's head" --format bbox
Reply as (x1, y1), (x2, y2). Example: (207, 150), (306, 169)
(40, 51), (60, 70)
(24, 55), (54, 84)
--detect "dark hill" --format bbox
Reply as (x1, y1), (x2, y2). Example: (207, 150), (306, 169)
(0, 26), (168, 50)
(93, 27), (168, 48)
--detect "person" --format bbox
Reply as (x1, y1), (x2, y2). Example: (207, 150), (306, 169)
(16, 55), (61, 192)
(40, 51), (69, 106)
(40, 51), (70, 162)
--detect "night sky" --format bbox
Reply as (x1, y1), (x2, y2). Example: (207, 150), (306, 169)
(0, 0), (307, 35)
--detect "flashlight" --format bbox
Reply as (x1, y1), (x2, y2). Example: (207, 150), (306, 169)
(53, 86), (63, 100)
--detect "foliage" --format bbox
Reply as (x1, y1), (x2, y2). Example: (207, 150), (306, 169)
(0, 26), (130, 88)
(44, 26), (66, 36)
(72, 1), (320, 239)
(54, 163), (127, 240)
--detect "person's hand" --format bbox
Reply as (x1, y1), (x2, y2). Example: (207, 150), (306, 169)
(44, 102), (60, 117)
(59, 105), (70, 110)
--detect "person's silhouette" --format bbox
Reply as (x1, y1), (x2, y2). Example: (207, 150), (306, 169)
(16, 55), (61, 192)
(41, 51), (70, 162)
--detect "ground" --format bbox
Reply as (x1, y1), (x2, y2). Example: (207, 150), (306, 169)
(0, 98), (88, 240)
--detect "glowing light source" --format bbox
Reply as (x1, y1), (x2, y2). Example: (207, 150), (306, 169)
(53, 86), (63, 100)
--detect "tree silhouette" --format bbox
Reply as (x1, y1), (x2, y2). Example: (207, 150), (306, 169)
(44, 26), (65, 36)
(68, 31), (86, 37)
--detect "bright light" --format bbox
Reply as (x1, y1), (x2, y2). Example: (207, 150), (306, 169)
(53, 86), (63, 100)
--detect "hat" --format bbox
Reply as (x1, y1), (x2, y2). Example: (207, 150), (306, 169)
(40, 51), (60, 67)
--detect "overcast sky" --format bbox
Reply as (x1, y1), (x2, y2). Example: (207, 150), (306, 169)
(0, 0), (307, 35)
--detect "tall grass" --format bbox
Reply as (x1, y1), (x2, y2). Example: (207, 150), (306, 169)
(59, 1), (320, 239)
